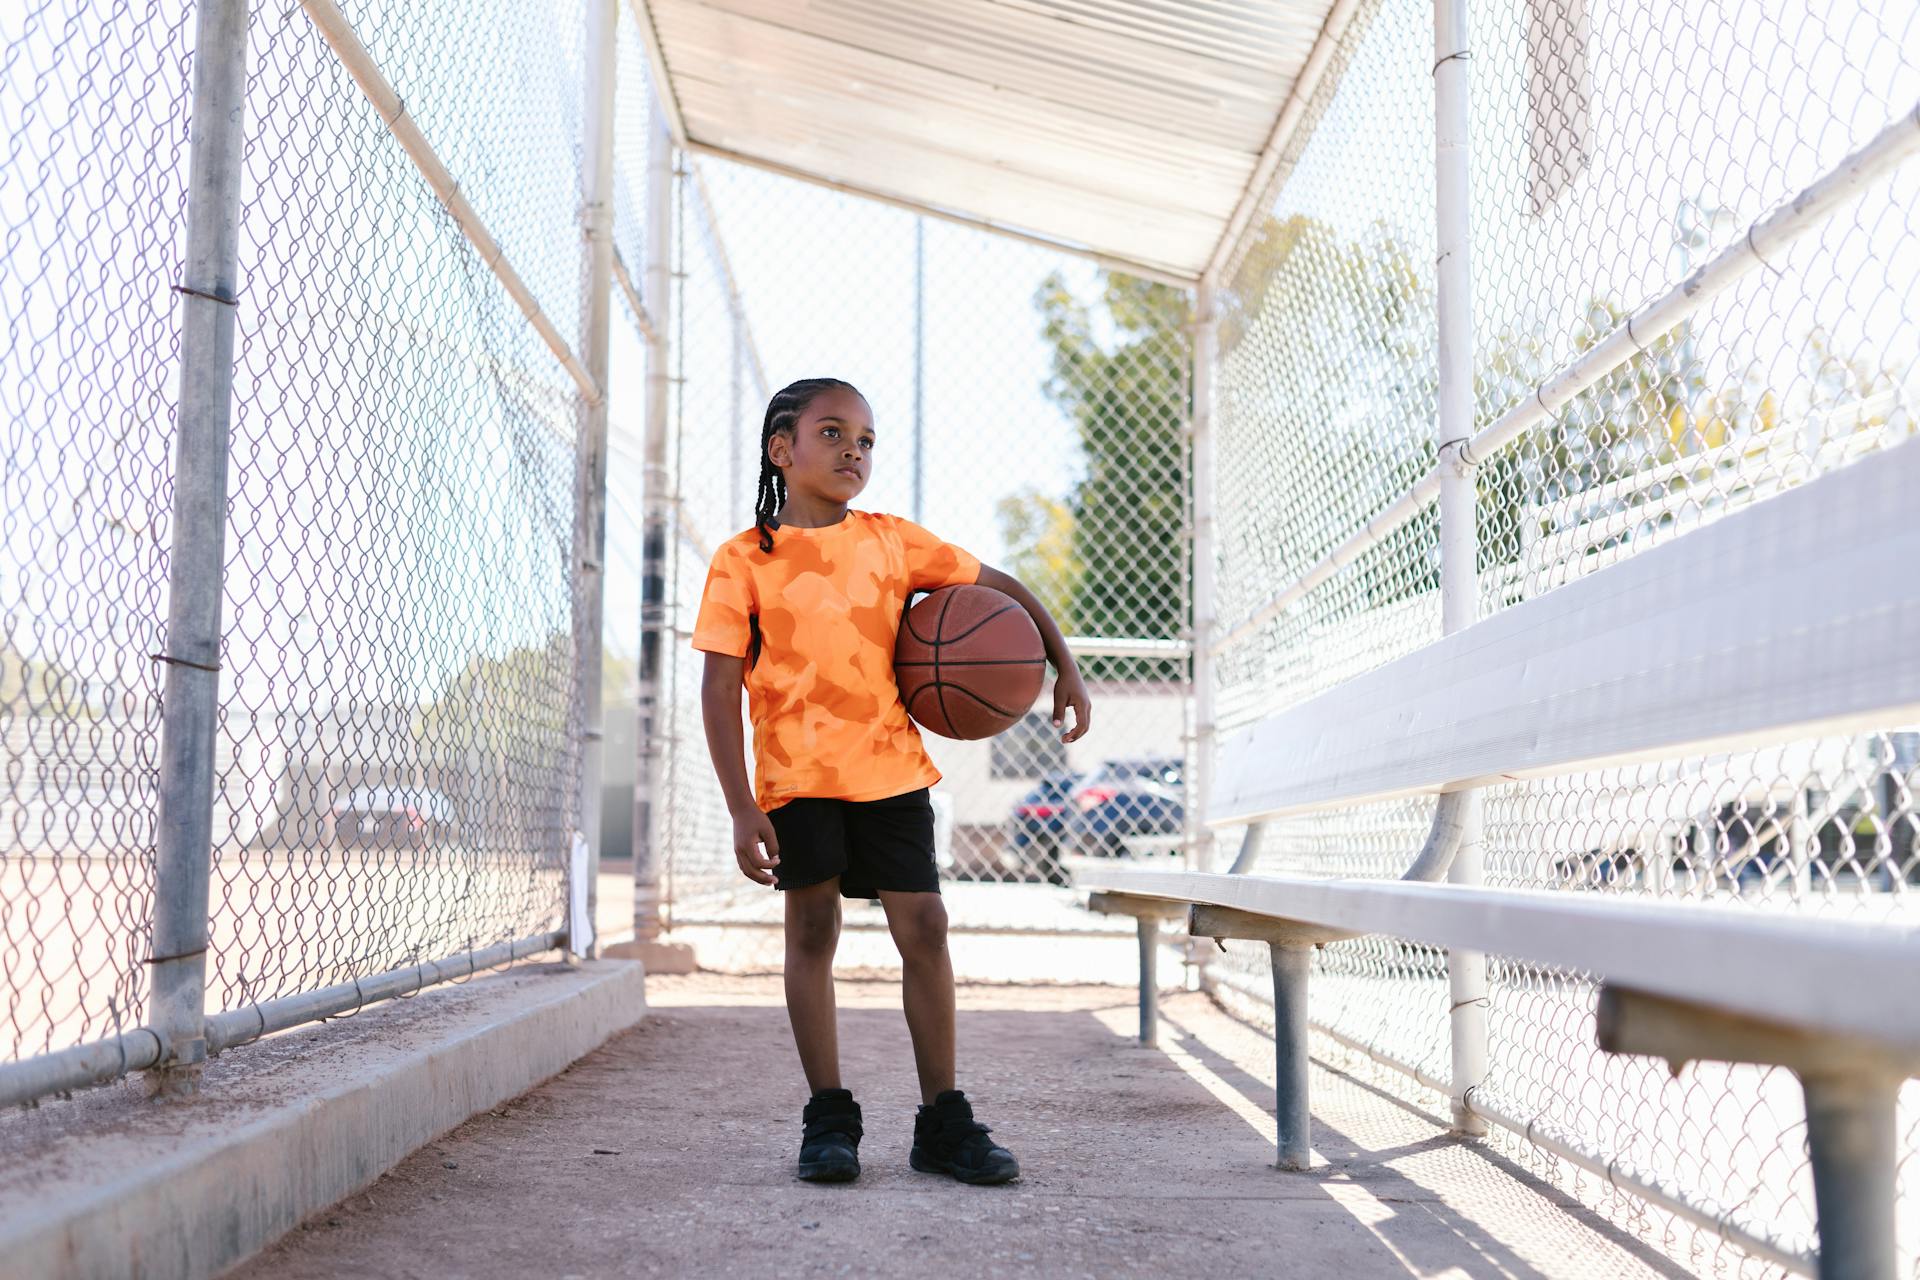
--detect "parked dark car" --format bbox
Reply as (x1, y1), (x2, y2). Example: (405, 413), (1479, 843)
(1006, 771), (1082, 885)
(331, 787), (458, 849)
(1061, 758), (1184, 861)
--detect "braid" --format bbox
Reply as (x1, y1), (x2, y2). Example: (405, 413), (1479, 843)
(754, 377), (860, 552)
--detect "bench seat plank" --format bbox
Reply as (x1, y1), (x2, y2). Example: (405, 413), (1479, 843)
(1074, 864), (1920, 1054)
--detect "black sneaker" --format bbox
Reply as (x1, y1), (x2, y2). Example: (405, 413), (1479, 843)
(797, 1088), (863, 1182)
(909, 1089), (1020, 1185)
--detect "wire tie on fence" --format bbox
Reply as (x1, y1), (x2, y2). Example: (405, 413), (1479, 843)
(142, 945), (207, 965)
(1432, 49), (1470, 73)
(108, 995), (127, 1079)
(171, 283), (238, 307)
(1624, 310), (1650, 354)
(241, 971), (265, 1044)
(149, 652), (221, 674)
(1448, 995), (1489, 1013)
(1744, 222), (1780, 274)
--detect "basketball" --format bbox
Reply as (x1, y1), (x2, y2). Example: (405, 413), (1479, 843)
(895, 584), (1047, 740)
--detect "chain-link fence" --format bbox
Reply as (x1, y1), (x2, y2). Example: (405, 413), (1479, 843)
(2, 0), (187, 1069)
(3, 0), (1200, 1091)
(1208, 0), (1920, 1272)
(3, 0), (599, 1098)
(10, 3), (1915, 1264)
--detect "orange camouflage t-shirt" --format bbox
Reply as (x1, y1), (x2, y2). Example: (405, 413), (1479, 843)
(691, 511), (982, 812)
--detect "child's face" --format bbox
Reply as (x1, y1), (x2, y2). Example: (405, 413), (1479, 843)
(770, 386), (874, 505)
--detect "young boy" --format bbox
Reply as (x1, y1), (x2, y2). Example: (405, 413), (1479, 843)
(693, 377), (1091, 1185)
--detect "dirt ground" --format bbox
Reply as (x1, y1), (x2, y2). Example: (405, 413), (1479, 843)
(229, 973), (1694, 1279)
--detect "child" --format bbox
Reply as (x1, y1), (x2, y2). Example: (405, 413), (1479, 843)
(693, 377), (1092, 1186)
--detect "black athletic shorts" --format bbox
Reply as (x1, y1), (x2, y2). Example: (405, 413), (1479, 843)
(767, 788), (940, 900)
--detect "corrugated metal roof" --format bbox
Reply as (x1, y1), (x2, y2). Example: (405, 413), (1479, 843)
(636, 0), (1345, 282)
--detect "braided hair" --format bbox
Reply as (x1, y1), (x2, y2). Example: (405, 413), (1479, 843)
(754, 377), (861, 552)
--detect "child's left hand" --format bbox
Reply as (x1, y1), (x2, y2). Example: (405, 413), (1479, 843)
(1052, 670), (1092, 743)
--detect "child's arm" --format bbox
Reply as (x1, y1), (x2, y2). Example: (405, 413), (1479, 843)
(700, 652), (781, 885)
(974, 565), (1092, 744)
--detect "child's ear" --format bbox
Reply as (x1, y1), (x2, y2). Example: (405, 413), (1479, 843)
(767, 433), (792, 468)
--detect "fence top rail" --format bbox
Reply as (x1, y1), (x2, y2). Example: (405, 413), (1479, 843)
(1210, 436), (1920, 826)
(1073, 864), (1920, 1056)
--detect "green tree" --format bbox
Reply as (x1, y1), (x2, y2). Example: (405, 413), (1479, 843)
(1473, 299), (1707, 584)
(1472, 310), (1906, 596)
(993, 489), (1079, 626)
(414, 632), (572, 766)
(1029, 270), (1191, 679)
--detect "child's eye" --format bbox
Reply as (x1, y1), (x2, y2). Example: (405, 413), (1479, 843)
(821, 426), (839, 438)
(860, 438), (875, 450)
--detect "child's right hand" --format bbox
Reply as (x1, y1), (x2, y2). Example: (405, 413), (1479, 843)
(732, 810), (781, 885)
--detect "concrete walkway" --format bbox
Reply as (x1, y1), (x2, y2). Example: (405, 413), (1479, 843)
(233, 974), (1693, 1279)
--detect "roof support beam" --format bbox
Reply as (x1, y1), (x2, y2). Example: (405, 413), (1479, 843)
(1202, 0), (1365, 286)
(624, 0), (689, 146)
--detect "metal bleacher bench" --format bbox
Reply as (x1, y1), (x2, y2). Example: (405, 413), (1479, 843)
(1078, 437), (1920, 1280)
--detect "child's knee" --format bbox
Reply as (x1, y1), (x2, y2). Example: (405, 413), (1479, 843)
(891, 897), (948, 957)
(787, 900), (841, 955)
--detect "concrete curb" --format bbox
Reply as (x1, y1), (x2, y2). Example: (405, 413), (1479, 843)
(0, 959), (647, 1280)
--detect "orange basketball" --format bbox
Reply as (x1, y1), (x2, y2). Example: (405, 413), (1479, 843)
(894, 585), (1046, 740)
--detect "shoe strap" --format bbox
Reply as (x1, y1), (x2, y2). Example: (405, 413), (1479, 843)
(933, 1115), (997, 1147)
(803, 1112), (864, 1142)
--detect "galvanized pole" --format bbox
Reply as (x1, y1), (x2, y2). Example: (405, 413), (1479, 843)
(570, 0), (617, 957)
(146, 0), (252, 1098)
(1268, 942), (1314, 1170)
(1188, 284), (1219, 875)
(1801, 1070), (1900, 1278)
(729, 303), (744, 528)
(1135, 918), (1160, 1046)
(912, 216), (926, 524)
(1434, 0), (1488, 1136)
(632, 112), (674, 946)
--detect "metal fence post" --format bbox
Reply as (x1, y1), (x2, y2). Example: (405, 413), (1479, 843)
(1188, 284), (1219, 877)
(570, 0), (617, 958)
(912, 216), (926, 523)
(145, 0), (252, 1098)
(632, 111), (674, 949)
(1434, 0), (1488, 1136)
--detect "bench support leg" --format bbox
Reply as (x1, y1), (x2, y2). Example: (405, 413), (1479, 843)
(1087, 895), (1183, 1048)
(1269, 942), (1313, 1171)
(1598, 984), (1916, 1280)
(1136, 917), (1159, 1047)
(1803, 1069), (1899, 1280)
(1186, 905), (1351, 1172)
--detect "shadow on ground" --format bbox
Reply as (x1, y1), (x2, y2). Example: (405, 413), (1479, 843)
(229, 974), (1694, 1279)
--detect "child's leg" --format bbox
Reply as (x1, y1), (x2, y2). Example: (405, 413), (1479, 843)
(784, 879), (844, 1091)
(877, 889), (955, 1103)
